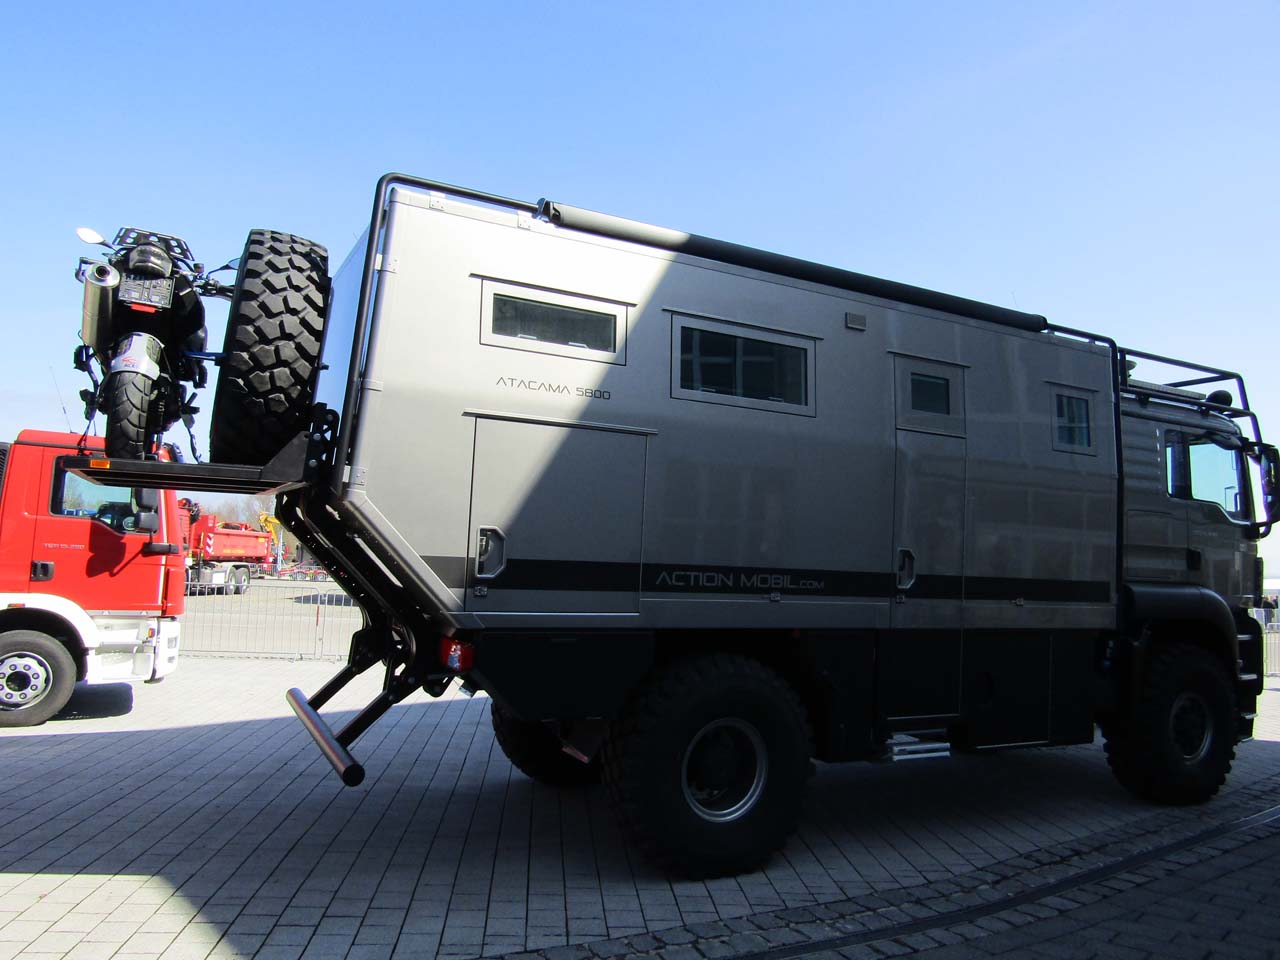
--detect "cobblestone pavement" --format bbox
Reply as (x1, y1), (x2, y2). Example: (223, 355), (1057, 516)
(2, 661), (1278, 960)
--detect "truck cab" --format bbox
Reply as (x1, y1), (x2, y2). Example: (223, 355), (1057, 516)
(0, 430), (183, 725)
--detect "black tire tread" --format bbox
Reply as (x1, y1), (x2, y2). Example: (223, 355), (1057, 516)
(1103, 641), (1235, 805)
(210, 230), (327, 465)
(490, 701), (601, 786)
(0, 630), (77, 727)
(601, 654), (813, 877)
(104, 371), (153, 459)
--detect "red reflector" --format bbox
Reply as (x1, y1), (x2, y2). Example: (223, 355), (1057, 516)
(127, 304), (158, 313)
(439, 637), (475, 672)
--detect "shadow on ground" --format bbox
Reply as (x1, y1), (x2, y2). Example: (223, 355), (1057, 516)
(4, 690), (1279, 959)
(49, 682), (135, 721)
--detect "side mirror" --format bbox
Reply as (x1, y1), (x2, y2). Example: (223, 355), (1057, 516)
(136, 511), (160, 534)
(1262, 444), (1280, 524)
(136, 487), (159, 512)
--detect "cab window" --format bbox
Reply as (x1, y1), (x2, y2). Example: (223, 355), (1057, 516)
(1166, 431), (1249, 520)
(51, 467), (147, 534)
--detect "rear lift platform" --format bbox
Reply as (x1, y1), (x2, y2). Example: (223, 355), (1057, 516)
(66, 410), (454, 787)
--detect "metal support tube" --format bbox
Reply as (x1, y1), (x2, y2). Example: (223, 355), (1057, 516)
(286, 687), (365, 787)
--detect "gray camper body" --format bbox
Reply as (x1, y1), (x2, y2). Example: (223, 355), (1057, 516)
(76, 174), (1273, 876)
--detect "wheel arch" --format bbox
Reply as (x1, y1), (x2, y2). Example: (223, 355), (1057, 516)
(1124, 583), (1239, 672)
(0, 607), (88, 681)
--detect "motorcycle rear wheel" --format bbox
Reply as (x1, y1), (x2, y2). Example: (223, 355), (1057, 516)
(103, 371), (154, 459)
(209, 230), (328, 465)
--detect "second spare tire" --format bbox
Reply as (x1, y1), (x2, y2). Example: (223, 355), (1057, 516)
(210, 230), (328, 465)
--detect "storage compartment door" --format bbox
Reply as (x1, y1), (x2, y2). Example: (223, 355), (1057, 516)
(466, 418), (646, 614)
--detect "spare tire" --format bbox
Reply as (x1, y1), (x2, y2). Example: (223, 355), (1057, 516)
(210, 230), (328, 465)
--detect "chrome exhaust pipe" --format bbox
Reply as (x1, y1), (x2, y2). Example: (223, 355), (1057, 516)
(81, 262), (119, 355)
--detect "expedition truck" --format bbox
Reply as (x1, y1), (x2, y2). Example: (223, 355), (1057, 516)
(68, 174), (1278, 877)
(1, 430), (182, 726)
(178, 498), (275, 594)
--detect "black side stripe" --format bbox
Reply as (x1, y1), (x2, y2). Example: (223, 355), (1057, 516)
(425, 556), (1112, 604)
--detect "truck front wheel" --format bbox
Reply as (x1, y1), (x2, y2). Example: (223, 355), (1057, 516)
(490, 701), (601, 785)
(602, 654), (813, 877)
(1104, 641), (1236, 804)
(0, 631), (76, 727)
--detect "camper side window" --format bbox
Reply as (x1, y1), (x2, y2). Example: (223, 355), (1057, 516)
(1050, 388), (1096, 455)
(479, 279), (627, 364)
(670, 315), (816, 417)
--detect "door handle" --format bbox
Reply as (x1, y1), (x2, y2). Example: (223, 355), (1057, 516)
(896, 548), (916, 590)
(475, 527), (507, 580)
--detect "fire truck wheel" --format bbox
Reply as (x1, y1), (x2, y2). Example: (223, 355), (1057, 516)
(490, 701), (601, 786)
(103, 371), (154, 460)
(232, 568), (250, 595)
(0, 630), (76, 727)
(210, 230), (328, 466)
(601, 654), (813, 877)
(1103, 642), (1236, 805)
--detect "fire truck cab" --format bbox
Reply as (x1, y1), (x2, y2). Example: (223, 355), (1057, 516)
(0, 430), (183, 726)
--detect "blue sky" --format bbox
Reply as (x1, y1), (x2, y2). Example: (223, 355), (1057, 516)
(1, 1), (1277, 566)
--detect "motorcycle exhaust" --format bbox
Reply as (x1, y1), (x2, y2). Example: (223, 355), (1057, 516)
(81, 262), (120, 356)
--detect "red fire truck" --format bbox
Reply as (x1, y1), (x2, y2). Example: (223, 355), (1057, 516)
(0, 430), (183, 726)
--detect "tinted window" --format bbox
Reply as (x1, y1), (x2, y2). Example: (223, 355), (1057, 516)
(911, 374), (951, 415)
(492, 294), (615, 352)
(679, 327), (807, 405)
(1055, 394), (1092, 449)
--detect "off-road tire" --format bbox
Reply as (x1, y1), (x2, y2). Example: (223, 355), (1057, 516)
(491, 701), (601, 786)
(0, 630), (76, 727)
(601, 654), (813, 877)
(1103, 642), (1236, 805)
(103, 371), (153, 460)
(210, 230), (328, 465)
(232, 567), (250, 596)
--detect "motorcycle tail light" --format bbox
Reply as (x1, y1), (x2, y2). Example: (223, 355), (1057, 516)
(127, 243), (173, 278)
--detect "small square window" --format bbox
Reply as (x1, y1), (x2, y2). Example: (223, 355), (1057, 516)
(911, 374), (951, 415)
(893, 356), (965, 436)
(1055, 394), (1092, 449)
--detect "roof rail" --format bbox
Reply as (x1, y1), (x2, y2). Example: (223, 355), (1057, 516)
(1118, 346), (1261, 443)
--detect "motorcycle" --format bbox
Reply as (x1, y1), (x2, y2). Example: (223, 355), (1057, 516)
(72, 227), (234, 459)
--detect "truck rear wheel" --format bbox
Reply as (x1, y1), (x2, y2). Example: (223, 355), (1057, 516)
(0, 630), (76, 727)
(232, 567), (250, 595)
(490, 701), (601, 785)
(601, 654), (812, 877)
(103, 371), (153, 460)
(210, 230), (328, 466)
(1104, 641), (1236, 804)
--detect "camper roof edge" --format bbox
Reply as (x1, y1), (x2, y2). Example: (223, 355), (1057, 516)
(536, 199), (1048, 334)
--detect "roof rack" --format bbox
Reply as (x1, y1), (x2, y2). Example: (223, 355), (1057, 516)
(1118, 346), (1261, 444)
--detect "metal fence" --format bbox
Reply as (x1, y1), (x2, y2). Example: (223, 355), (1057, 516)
(181, 576), (362, 659)
(180, 588), (1280, 671)
(1253, 608), (1280, 677)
